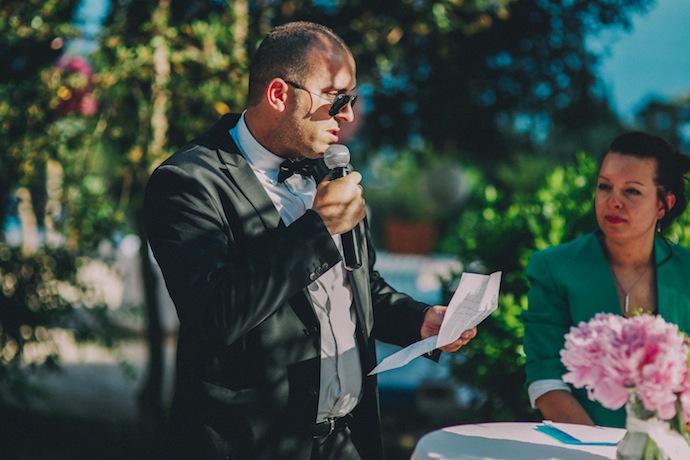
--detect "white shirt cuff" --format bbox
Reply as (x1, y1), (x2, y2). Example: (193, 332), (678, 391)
(528, 379), (571, 408)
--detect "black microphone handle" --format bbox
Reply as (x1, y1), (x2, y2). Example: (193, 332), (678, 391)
(330, 167), (362, 271)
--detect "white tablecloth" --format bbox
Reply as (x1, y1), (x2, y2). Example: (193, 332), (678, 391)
(410, 422), (626, 460)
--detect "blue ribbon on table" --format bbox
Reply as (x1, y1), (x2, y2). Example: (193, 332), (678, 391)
(535, 424), (618, 446)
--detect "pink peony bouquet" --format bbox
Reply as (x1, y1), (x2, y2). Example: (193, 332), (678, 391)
(561, 313), (690, 458)
(560, 313), (690, 422)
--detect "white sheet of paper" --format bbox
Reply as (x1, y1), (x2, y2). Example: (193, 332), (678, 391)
(437, 271), (501, 347)
(368, 336), (438, 375)
(368, 271), (502, 375)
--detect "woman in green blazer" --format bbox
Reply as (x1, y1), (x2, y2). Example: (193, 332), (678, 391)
(523, 131), (690, 428)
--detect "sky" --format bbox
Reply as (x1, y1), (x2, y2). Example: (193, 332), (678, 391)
(595, 0), (690, 123)
(67, 0), (110, 56)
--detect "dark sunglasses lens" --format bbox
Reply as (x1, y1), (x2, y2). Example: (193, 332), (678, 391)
(328, 94), (356, 116)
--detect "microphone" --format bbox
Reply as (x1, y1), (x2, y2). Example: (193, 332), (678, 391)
(324, 144), (362, 271)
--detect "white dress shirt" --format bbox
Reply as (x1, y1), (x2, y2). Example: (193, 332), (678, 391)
(230, 112), (362, 422)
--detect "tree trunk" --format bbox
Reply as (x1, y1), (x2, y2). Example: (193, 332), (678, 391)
(16, 187), (39, 256)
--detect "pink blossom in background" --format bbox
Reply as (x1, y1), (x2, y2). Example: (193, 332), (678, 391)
(56, 55), (94, 79)
(561, 313), (690, 421)
(80, 91), (98, 116)
(54, 55), (98, 116)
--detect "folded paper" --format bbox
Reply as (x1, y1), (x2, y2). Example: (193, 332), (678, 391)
(369, 271), (502, 375)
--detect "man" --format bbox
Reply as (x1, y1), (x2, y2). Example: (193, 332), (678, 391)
(144, 21), (476, 460)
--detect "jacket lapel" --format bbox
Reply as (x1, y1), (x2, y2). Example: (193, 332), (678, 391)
(207, 115), (324, 332)
(210, 114), (283, 234)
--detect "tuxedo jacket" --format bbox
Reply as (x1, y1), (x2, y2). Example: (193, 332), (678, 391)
(523, 231), (690, 428)
(144, 114), (433, 459)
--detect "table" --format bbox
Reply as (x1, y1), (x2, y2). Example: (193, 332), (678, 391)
(410, 422), (626, 460)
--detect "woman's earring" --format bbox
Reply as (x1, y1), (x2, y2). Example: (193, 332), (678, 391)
(656, 219), (662, 233)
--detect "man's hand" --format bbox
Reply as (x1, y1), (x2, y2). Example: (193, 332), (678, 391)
(312, 171), (366, 235)
(421, 305), (477, 352)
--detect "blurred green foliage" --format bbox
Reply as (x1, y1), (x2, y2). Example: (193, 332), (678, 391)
(0, 0), (81, 224)
(0, 0), (114, 405)
(92, 0), (250, 168)
(365, 142), (468, 223)
(318, 0), (651, 164)
(443, 154), (604, 418)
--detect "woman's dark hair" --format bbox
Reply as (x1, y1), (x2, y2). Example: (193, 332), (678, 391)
(604, 131), (690, 230)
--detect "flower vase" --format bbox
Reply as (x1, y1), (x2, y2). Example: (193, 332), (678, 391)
(616, 431), (662, 460)
(616, 397), (668, 460)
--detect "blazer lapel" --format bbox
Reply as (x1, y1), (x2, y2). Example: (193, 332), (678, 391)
(218, 150), (283, 233)
(209, 115), (282, 234)
(208, 116), (322, 332)
(569, 233), (621, 322)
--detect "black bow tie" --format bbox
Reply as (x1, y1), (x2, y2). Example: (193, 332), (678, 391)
(277, 158), (318, 183)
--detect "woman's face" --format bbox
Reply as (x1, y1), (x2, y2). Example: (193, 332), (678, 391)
(595, 152), (667, 243)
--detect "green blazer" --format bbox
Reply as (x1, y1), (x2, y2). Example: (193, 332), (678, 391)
(523, 231), (690, 428)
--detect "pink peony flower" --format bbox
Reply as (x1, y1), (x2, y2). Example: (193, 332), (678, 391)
(561, 313), (690, 421)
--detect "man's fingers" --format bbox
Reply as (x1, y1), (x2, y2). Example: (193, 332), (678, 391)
(438, 328), (477, 352)
(312, 170), (366, 235)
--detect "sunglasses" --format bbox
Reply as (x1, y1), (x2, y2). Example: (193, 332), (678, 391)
(284, 80), (358, 117)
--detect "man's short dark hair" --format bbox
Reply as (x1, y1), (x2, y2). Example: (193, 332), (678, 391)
(247, 22), (351, 106)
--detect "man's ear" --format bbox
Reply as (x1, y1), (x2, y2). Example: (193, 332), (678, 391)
(266, 78), (289, 112)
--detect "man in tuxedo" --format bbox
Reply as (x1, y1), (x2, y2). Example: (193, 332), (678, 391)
(144, 21), (477, 460)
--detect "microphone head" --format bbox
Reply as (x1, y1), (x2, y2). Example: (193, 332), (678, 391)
(324, 144), (350, 169)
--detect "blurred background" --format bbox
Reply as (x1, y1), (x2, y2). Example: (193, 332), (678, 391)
(1, 0), (689, 458)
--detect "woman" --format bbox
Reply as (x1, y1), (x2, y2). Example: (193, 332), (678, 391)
(523, 131), (690, 428)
